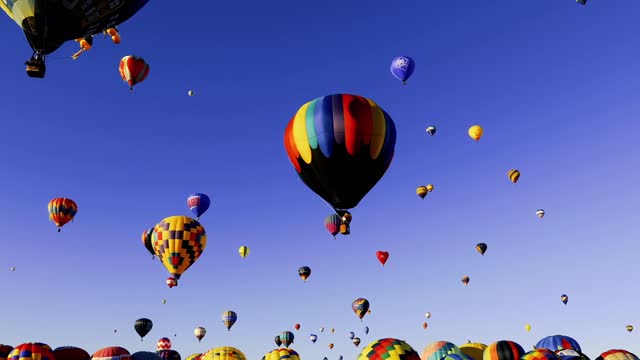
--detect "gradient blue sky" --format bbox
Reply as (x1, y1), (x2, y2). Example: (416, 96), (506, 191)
(0, 0), (639, 359)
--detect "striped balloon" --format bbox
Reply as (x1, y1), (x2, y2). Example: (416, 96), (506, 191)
(535, 336), (581, 353)
(483, 341), (525, 360)
(222, 310), (238, 331)
(522, 349), (561, 360)
(324, 213), (341, 237)
(92, 347), (131, 360)
(284, 94), (396, 211)
(358, 338), (420, 360)
(7, 343), (54, 360)
(421, 341), (461, 360)
(119, 55), (149, 90)
(156, 338), (171, 351)
(595, 350), (639, 360)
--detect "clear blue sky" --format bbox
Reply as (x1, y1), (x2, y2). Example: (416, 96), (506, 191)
(0, 0), (638, 359)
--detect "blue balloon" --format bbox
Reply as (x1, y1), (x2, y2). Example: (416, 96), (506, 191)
(364, 326), (369, 335)
(349, 332), (355, 340)
(390, 56), (415, 84)
(187, 193), (211, 218)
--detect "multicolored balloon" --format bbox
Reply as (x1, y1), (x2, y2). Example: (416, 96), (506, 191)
(156, 350), (180, 360)
(325, 214), (342, 238)
(536, 209), (545, 218)
(422, 341), (462, 360)
(535, 335), (581, 352)
(309, 334), (318, 343)
(507, 169), (521, 183)
(119, 55), (149, 90)
(48, 197), (78, 232)
(483, 341), (525, 360)
(459, 343), (487, 360)
(560, 295), (569, 305)
(390, 56), (415, 84)
(595, 350), (639, 360)
(298, 266), (311, 281)
(352, 298), (370, 320)
(263, 349), (300, 360)
(353, 338), (361, 347)
(152, 216), (207, 287)
(222, 310), (237, 331)
(417, 186), (428, 199)
(92, 347), (131, 360)
(201, 347), (247, 360)
(239, 246), (250, 258)
(358, 338), (420, 360)
(156, 338), (171, 351)
(8, 343), (54, 360)
(462, 276), (470, 285)
(522, 349), (561, 360)
(284, 94), (396, 220)
(187, 193), (211, 219)
(280, 331), (295, 347)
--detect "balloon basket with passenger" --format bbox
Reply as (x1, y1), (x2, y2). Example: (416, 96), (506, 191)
(25, 54), (46, 78)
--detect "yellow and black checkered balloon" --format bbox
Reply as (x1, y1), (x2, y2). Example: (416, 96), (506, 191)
(201, 346), (246, 360)
(152, 216), (207, 281)
(358, 338), (421, 360)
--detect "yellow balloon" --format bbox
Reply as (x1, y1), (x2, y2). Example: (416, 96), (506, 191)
(525, 324), (531, 332)
(152, 216), (207, 287)
(468, 125), (483, 141)
(507, 169), (520, 183)
(416, 186), (428, 199)
(426, 184), (434, 192)
(202, 347), (246, 360)
(460, 343), (487, 360)
(264, 348), (300, 360)
(239, 246), (250, 258)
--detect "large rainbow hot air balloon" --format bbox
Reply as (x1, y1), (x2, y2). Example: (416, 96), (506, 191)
(7, 343), (54, 360)
(422, 341), (462, 360)
(152, 216), (207, 287)
(483, 341), (525, 360)
(284, 94), (396, 227)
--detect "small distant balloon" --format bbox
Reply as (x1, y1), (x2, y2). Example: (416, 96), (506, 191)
(577, 0), (586, 5)
(525, 324), (531, 332)
(426, 126), (436, 136)
(626, 325), (633, 333)
(416, 186), (428, 199)
(476, 243), (487, 255)
(352, 338), (361, 347)
(461, 276), (470, 285)
(422, 322), (428, 330)
(10, 266), (15, 271)
(426, 184), (434, 192)
(376, 251), (389, 266)
(390, 56), (415, 84)
(188, 90), (194, 96)
(508, 169), (521, 183)
(536, 209), (545, 218)
(468, 125), (483, 142)
(425, 312), (431, 319)
(561, 294), (569, 305)
(162, 299), (167, 304)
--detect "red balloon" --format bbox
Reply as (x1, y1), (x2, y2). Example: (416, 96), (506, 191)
(376, 251), (389, 266)
(119, 55), (149, 90)
(294, 323), (300, 330)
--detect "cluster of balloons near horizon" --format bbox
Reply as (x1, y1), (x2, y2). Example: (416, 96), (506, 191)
(133, 314), (236, 345)
(1, 335), (639, 360)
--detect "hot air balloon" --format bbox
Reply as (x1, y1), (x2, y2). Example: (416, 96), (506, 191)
(577, 0), (586, 5)
(201, 346), (246, 360)
(320, 327), (325, 332)
(152, 216), (207, 288)
(264, 349), (300, 360)
(426, 126), (436, 136)
(10, 267), (15, 272)
(441, 354), (473, 360)
(222, 310), (237, 331)
(560, 295), (568, 305)
(194, 327), (206, 342)
(376, 251), (389, 266)
(238, 246), (250, 258)
(536, 209), (545, 218)
(156, 350), (180, 360)
(274, 336), (282, 347)
(142, 227), (156, 259)
(156, 338), (171, 351)
(294, 324), (300, 331)
(0, 345), (13, 360)
(48, 198), (78, 232)
(53, 346), (90, 360)
(525, 324), (532, 332)
(298, 266), (311, 281)
(352, 298), (370, 321)
(461, 276), (470, 285)
(468, 125), (483, 142)
(421, 341), (462, 360)
(347, 332), (354, 340)
(508, 169), (521, 183)
(284, 94), (396, 231)
(119, 55), (149, 90)
(93, 347), (131, 360)
(459, 343), (487, 360)
(422, 322), (428, 330)
(310, 334), (318, 343)
(416, 186), (428, 199)
(595, 350), (639, 360)
(476, 243), (487, 255)
(135, 318), (153, 341)
(535, 335), (581, 352)
(426, 184), (434, 192)
(329, 344), (334, 349)
(484, 341), (525, 360)
(325, 214), (342, 238)
(8, 343), (54, 360)
(555, 350), (590, 360)
(425, 312), (431, 319)
(364, 326), (369, 335)
(3, 0), (150, 78)
(187, 193), (211, 220)
(188, 90), (195, 96)
(626, 325), (634, 333)
(358, 339), (420, 360)
(390, 56), (415, 84)
(280, 331), (295, 347)
(522, 349), (561, 360)
(162, 299), (167, 304)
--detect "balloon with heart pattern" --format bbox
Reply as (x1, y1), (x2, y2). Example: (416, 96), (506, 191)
(376, 251), (389, 266)
(119, 55), (150, 90)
